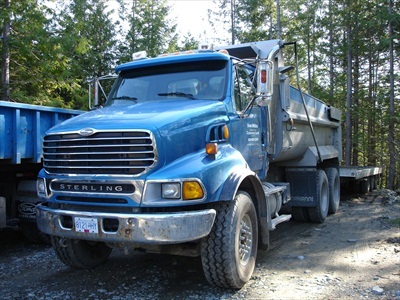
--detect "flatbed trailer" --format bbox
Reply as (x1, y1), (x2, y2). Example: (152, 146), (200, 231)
(339, 166), (382, 193)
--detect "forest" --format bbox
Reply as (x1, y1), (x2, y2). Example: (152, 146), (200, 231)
(0, 0), (399, 189)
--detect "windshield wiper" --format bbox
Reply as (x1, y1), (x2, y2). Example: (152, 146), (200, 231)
(109, 96), (138, 102)
(158, 92), (197, 100)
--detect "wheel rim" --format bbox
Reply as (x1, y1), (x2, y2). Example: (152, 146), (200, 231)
(322, 181), (329, 211)
(334, 177), (340, 200)
(239, 214), (253, 265)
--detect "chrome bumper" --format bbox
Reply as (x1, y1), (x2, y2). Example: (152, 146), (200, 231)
(36, 204), (216, 244)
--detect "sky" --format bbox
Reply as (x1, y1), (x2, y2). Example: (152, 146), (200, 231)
(44, 0), (226, 44)
(168, 0), (217, 42)
(105, 0), (228, 46)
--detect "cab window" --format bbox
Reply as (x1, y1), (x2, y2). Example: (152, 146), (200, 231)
(234, 64), (255, 112)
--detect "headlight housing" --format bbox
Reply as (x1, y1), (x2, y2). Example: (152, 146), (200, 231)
(144, 179), (206, 204)
(36, 178), (47, 197)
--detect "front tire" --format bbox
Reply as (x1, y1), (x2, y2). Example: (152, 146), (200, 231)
(51, 236), (112, 269)
(201, 191), (258, 289)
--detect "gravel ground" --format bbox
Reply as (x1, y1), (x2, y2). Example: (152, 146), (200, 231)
(0, 189), (399, 300)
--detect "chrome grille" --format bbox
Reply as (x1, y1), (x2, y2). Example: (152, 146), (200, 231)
(43, 130), (156, 176)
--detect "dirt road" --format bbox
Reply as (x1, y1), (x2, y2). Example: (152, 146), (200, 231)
(0, 190), (399, 299)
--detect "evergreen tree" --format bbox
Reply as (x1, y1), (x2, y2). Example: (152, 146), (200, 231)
(0, 0), (63, 105)
(234, 0), (274, 43)
(121, 0), (177, 60)
(179, 33), (199, 51)
(56, 0), (119, 108)
(211, 0), (274, 44)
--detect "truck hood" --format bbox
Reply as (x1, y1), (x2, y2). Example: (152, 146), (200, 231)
(47, 100), (229, 171)
(48, 100), (226, 132)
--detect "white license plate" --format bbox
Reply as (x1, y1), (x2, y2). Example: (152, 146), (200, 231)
(74, 217), (99, 233)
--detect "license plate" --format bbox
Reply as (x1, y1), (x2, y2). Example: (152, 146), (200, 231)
(74, 217), (99, 234)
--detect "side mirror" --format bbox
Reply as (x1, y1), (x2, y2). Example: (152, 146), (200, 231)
(256, 59), (274, 106)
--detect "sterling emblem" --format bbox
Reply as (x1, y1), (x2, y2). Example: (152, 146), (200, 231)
(79, 128), (95, 136)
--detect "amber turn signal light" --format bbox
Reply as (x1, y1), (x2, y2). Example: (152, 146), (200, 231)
(206, 143), (218, 155)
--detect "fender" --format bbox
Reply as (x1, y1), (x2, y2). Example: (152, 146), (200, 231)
(153, 145), (271, 250)
(146, 144), (251, 202)
(219, 166), (270, 251)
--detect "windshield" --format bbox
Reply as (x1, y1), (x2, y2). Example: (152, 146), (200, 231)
(106, 60), (227, 106)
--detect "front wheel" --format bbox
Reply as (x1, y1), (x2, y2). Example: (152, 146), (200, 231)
(201, 191), (258, 289)
(51, 236), (112, 269)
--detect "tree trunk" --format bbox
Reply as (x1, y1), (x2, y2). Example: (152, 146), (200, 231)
(306, 0), (312, 94)
(276, 0), (281, 39)
(367, 53), (376, 166)
(352, 50), (359, 166)
(387, 0), (396, 189)
(328, 0), (334, 106)
(345, 2), (352, 166)
(1, 0), (11, 101)
(231, 0), (235, 44)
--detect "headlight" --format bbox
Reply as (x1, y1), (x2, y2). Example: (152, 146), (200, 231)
(37, 178), (47, 197)
(162, 183), (181, 199)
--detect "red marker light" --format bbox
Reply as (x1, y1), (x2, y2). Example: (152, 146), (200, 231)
(261, 69), (267, 83)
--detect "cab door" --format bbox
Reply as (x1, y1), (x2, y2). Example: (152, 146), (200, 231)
(228, 63), (266, 173)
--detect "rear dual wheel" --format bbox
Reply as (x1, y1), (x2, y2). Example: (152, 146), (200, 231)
(307, 170), (329, 223)
(292, 170), (330, 223)
(326, 167), (340, 214)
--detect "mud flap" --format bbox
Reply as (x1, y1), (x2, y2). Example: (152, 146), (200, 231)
(258, 216), (269, 251)
(286, 169), (319, 207)
(16, 180), (40, 222)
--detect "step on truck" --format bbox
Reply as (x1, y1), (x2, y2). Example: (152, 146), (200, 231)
(36, 40), (377, 288)
(0, 101), (81, 242)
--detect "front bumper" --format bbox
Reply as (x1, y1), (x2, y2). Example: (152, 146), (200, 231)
(36, 204), (216, 244)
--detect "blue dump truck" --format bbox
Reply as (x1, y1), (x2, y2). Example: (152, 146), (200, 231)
(36, 40), (381, 288)
(0, 101), (81, 242)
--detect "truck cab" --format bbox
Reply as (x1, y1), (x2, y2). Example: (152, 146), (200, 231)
(36, 40), (342, 289)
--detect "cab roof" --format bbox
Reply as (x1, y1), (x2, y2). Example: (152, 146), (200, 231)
(115, 51), (230, 73)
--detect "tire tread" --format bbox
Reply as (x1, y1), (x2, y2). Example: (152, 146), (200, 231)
(201, 192), (257, 289)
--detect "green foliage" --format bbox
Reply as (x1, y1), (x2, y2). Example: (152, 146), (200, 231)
(119, 0), (177, 59)
(235, 0), (274, 42)
(0, 0), (120, 109)
(219, 0), (398, 187)
(177, 34), (199, 51)
(2, 0), (56, 104)
(54, 0), (120, 109)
